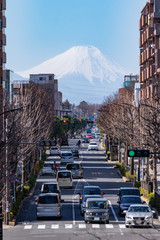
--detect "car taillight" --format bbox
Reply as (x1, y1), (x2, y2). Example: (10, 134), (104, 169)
(56, 178), (58, 182)
(70, 178), (72, 182)
(37, 197), (40, 204)
(78, 170), (81, 172)
(80, 197), (82, 200)
(43, 167), (46, 169)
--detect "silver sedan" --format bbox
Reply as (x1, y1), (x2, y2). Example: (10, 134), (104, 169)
(125, 204), (155, 228)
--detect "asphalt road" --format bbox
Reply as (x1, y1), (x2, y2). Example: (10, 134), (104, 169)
(3, 138), (160, 240)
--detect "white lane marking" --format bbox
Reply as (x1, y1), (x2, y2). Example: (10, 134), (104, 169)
(78, 224), (86, 228)
(119, 224), (126, 228)
(92, 224), (100, 228)
(24, 225), (32, 229)
(65, 224), (73, 229)
(108, 200), (118, 222)
(72, 179), (81, 225)
(105, 224), (114, 228)
(38, 225), (46, 229)
(51, 224), (59, 229)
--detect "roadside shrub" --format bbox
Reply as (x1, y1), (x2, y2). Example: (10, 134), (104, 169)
(29, 173), (36, 189)
(133, 181), (141, 188)
(16, 191), (24, 205)
(12, 202), (19, 216)
(10, 211), (14, 221)
(120, 165), (127, 176)
(148, 192), (155, 207)
(115, 162), (121, 168)
(139, 187), (149, 198)
(23, 185), (30, 197)
(125, 171), (136, 181)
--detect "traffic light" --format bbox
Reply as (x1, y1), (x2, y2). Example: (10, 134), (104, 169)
(127, 149), (150, 157)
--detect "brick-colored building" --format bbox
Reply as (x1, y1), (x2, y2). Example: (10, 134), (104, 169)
(139, 0), (160, 101)
(0, 0), (6, 141)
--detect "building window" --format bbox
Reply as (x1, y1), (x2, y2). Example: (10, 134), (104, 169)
(49, 76), (52, 80)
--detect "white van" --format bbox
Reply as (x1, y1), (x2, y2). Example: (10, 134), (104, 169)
(56, 170), (72, 189)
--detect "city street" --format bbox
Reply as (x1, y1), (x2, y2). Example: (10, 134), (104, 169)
(3, 139), (160, 240)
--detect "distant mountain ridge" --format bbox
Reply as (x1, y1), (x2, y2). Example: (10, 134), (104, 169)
(17, 46), (130, 103)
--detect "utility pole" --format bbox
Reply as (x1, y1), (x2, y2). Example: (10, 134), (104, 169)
(5, 118), (9, 225)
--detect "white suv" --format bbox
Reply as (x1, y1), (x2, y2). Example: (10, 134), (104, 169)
(88, 142), (98, 151)
(60, 151), (74, 165)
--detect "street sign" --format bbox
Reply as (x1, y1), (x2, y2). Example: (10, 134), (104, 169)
(9, 173), (17, 182)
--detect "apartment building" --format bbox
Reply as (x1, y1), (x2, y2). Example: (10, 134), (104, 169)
(30, 74), (62, 116)
(0, 0), (6, 141)
(139, 0), (160, 101)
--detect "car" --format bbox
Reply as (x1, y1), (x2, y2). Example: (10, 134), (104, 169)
(86, 129), (91, 134)
(91, 133), (95, 138)
(86, 134), (92, 139)
(78, 186), (105, 203)
(117, 187), (141, 203)
(56, 170), (73, 188)
(60, 151), (74, 165)
(95, 133), (100, 139)
(80, 195), (101, 215)
(71, 149), (79, 158)
(88, 142), (98, 151)
(84, 198), (110, 223)
(82, 137), (90, 143)
(66, 163), (83, 178)
(41, 161), (56, 176)
(117, 195), (144, 216)
(125, 204), (155, 228)
(50, 145), (60, 155)
(40, 182), (61, 200)
(36, 193), (62, 219)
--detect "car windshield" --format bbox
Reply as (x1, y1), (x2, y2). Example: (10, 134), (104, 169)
(43, 184), (57, 193)
(128, 206), (150, 212)
(90, 143), (97, 145)
(120, 189), (140, 196)
(58, 172), (71, 178)
(44, 164), (53, 168)
(62, 153), (72, 156)
(83, 188), (101, 195)
(122, 197), (141, 204)
(88, 201), (107, 209)
(67, 164), (79, 170)
(83, 195), (101, 202)
(38, 195), (58, 204)
(72, 150), (78, 153)
(51, 147), (58, 150)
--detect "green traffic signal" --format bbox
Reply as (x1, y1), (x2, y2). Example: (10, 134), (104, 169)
(128, 150), (135, 157)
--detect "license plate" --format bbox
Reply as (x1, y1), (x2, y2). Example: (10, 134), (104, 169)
(94, 217), (99, 221)
(62, 180), (66, 182)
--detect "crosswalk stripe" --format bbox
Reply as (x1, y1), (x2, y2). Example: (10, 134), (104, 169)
(65, 224), (73, 229)
(51, 224), (59, 229)
(119, 224), (126, 228)
(78, 224), (86, 228)
(105, 224), (114, 228)
(24, 225), (32, 229)
(92, 224), (100, 228)
(38, 225), (46, 229)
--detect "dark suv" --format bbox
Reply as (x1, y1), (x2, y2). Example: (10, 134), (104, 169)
(117, 187), (141, 203)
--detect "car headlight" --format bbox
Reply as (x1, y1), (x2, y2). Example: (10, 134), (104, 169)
(86, 212), (92, 215)
(126, 216), (132, 219)
(145, 216), (152, 219)
(102, 212), (108, 216)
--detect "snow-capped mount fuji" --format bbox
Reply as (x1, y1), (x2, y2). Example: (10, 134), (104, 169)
(18, 46), (129, 104)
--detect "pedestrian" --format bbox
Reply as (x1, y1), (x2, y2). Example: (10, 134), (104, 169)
(54, 161), (59, 172)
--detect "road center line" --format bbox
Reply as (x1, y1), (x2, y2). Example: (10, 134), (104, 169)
(108, 200), (118, 222)
(72, 178), (81, 225)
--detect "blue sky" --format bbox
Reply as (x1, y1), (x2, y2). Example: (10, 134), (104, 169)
(6, 0), (147, 74)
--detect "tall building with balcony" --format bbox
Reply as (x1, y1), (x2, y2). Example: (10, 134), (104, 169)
(0, 0), (6, 141)
(139, 0), (160, 101)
